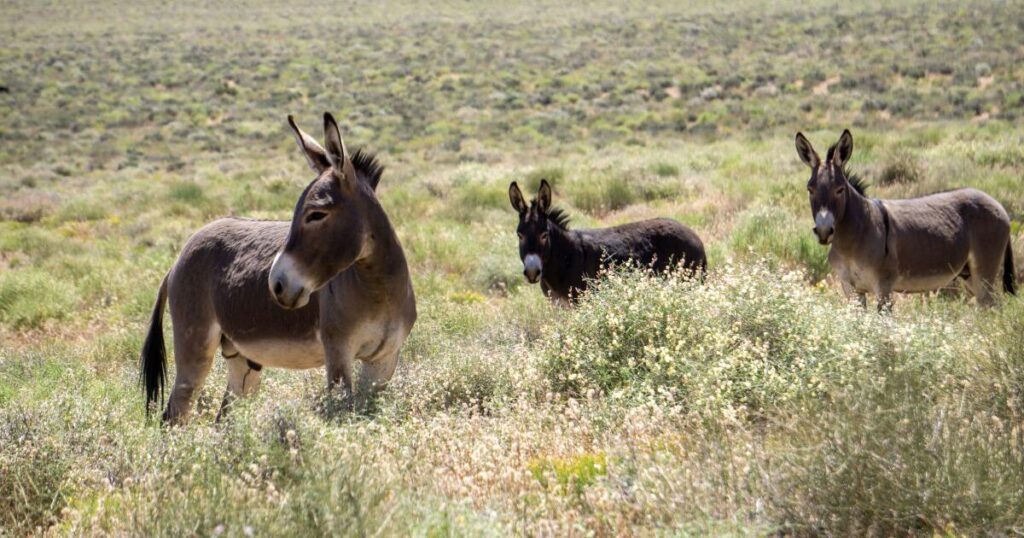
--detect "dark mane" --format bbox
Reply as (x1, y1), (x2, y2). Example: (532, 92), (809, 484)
(547, 207), (571, 230)
(530, 201), (571, 230)
(846, 168), (868, 196)
(827, 141), (868, 195)
(351, 148), (384, 189)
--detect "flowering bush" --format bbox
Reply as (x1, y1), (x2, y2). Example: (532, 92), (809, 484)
(543, 262), (980, 415)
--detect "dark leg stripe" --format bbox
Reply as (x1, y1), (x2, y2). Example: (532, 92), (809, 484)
(874, 198), (891, 258)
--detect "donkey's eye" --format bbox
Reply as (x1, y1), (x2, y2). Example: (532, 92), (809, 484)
(539, 232), (549, 243)
(807, 186), (815, 194)
(305, 211), (328, 224)
(517, 232), (524, 241)
(835, 186), (846, 195)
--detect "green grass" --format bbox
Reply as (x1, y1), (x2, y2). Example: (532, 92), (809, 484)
(1, 0), (1024, 535)
(730, 205), (831, 282)
(0, 269), (80, 329)
(528, 452), (607, 495)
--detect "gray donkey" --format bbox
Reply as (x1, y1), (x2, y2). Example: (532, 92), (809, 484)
(796, 129), (1015, 309)
(141, 113), (416, 423)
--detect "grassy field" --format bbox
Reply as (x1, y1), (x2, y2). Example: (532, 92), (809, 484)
(2, 0), (1024, 534)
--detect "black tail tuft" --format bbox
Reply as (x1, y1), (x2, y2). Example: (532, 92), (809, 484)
(1004, 242), (1017, 295)
(140, 276), (169, 416)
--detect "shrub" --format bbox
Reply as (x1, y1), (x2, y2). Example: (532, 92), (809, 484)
(768, 387), (1024, 535)
(523, 167), (565, 192)
(390, 338), (534, 414)
(766, 304), (1024, 534)
(167, 181), (206, 204)
(54, 199), (109, 223)
(472, 252), (522, 294)
(165, 180), (225, 217)
(543, 263), (880, 413)
(0, 192), (57, 223)
(878, 148), (923, 186)
(971, 145), (1024, 168)
(542, 262), (987, 413)
(653, 162), (680, 177)
(570, 176), (636, 213)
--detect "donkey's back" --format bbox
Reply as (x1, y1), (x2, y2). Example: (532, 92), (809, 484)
(886, 188), (1008, 231)
(581, 217), (707, 273)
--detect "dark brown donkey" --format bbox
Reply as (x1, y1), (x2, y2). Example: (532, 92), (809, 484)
(140, 113), (416, 423)
(508, 180), (706, 304)
(796, 129), (1016, 309)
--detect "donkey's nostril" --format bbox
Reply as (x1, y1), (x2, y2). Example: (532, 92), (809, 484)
(273, 280), (284, 296)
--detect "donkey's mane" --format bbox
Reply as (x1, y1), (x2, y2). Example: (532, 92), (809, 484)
(530, 201), (571, 230)
(351, 148), (384, 188)
(547, 207), (571, 230)
(846, 168), (868, 196)
(826, 141), (868, 196)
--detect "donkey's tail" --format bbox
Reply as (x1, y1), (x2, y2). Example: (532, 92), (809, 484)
(1004, 241), (1017, 295)
(140, 274), (169, 415)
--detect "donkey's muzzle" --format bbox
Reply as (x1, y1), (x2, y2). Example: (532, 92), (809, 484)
(813, 226), (834, 245)
(269, 252), (312, 309)
(813, 210), (835, 245)
(270, 277), (308, 309)
(522, 254), (542, 284)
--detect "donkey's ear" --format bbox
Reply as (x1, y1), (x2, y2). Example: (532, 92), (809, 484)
(509, 182), (528, 214)
(322, 112), (358, 185)
(287, 115), (330, 173)
(832, 129), (854, 166)
(795, 132), (820, 169)
(537, 179), (553, 213)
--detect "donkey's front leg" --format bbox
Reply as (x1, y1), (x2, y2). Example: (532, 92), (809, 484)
(322, 337), (356, 412)
(357, 352), (399, 410)
(839, 278), (866, 309)
(875, 283), (894, 314)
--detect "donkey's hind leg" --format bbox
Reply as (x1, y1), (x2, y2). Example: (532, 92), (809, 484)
(164, 321), (220, 425)
(966, 253), (1001, 307)
(216, 340), (263, 422)
(873, 278), (894, 314)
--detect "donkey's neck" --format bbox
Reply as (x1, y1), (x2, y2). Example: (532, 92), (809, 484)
(351, 200), (410, 292)
(834, 191), (882, 252)
(541, 224), (584, 299)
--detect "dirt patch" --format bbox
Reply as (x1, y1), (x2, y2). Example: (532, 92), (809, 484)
(812, 76), (841, 96)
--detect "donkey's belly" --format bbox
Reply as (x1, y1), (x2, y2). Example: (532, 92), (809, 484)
(893, 272), (958, 293)
(232, 336), (325, 369)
